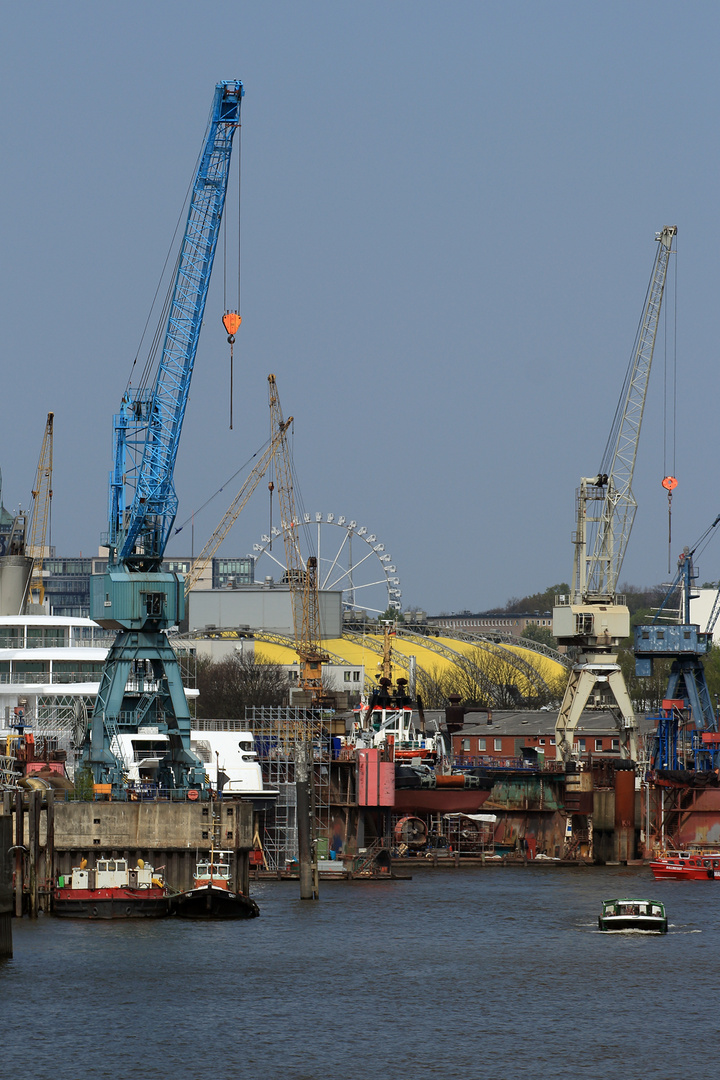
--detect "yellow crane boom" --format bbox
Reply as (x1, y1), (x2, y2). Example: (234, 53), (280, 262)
(183, 422), (292, 596)
(27, 412), (54, 608)
(267, 374), (329, 701)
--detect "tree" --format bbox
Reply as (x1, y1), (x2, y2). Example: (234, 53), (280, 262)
(521, 623), (558, 649)
(498, 584), (569, 616)
(195, 650), (288, 719)
(380, 607), (405, 624)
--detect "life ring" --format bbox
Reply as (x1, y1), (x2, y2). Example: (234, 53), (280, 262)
(91, 906), (99, 917)
(187, 789), (199, 801)
(125, 905), (132, 915)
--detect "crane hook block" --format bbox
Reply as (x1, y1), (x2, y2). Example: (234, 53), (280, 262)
(223, 311), (242, 336)
(662, 476), (678, 492)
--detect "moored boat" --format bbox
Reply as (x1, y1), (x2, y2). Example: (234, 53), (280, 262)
(171, 850), (259, 919)
(650, 851), (720, 880)
(598, 898), (668, 933)
(54, 857), (170, 919)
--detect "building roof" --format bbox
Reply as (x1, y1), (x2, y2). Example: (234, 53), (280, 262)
(430, 708), (657, 737)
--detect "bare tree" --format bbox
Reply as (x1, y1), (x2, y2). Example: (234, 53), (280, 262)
(196, 650), (288, 719)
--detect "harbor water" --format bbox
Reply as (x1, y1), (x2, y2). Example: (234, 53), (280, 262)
(2, 864), (717, 1079)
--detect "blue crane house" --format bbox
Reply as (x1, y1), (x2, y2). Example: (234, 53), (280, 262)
(84, 81), (244, 795)
(635, 545), (720, 771)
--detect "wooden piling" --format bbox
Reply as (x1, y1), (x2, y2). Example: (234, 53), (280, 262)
(28, 790), (39, 918)
(296, 743), (318, 900)
(14, 789), (23, 918)
(0, 814), (12, 957)
(44, 791), (55, 914)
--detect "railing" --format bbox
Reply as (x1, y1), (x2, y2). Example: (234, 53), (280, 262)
(193, 718), (251, 731)
(0, 635), (115, 650)
(64, 785), (211, 802)
(453, 754), (551, 771)
(0, 671), (103, 686)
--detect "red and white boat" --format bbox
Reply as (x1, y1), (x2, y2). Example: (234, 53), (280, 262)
(54, 857), (170, 918)
(650, 850), (720, 880)
(171, 850), (259, 919)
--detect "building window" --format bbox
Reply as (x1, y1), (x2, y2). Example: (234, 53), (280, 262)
(344, 671), (351, 683)
(478, 738), (486, 752)
(462, 738), (470, 753)
(578, 738), (586, 752)
(595, 739), (603, 752)
(539, 738), (545, 746)
(353, 671), (360, 682)
(550, 738), (555, 745)
(494, 738), (502, 752)
(612, 738), (619, 750)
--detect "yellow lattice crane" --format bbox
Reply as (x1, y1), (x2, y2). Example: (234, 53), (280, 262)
(183, 420), (292, 597)
(27, 412), (54, 608)
(267, 374), (329, 703)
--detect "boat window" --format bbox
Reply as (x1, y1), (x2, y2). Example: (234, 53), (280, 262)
(97, 861), (107, 871)
(197, 864), (209, 875)
(107, 861), (116, 871)
(116, 860), (126, 871)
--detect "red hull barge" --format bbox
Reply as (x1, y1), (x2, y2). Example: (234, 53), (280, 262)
(54, 886), (170, 919)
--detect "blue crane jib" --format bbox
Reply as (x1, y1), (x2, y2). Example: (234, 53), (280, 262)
(109, 80), (243, 572)
(84, 82), (243, 794)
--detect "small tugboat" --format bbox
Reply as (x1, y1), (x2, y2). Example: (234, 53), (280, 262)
(54, 857), (170, 919)
(650, 850), (720, 880)
(171, 849), (259, 919)
(598, 898), (668, 934)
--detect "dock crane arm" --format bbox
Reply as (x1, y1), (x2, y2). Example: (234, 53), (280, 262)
(112, 81), (244, 571)
(577, 226), (677, 602)
(26, 412), (54, 608)
(267, 374), (329, 701)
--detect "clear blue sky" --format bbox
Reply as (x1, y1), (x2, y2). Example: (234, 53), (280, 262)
(1, 1), (719, 614)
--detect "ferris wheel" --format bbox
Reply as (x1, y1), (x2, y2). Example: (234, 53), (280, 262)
(252, 513), (401, 617)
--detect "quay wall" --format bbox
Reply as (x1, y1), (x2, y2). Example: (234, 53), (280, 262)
(53, 800), (253, 851)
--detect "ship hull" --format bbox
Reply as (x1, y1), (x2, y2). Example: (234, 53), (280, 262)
(171, 883), (259, 919)
(393, 789), (491, 814)
(54, 887), (170, 919)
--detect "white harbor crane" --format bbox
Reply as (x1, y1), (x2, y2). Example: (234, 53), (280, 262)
(553, 226), (677, 762)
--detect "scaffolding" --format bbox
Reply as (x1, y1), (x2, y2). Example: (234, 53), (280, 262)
(248, 706), (333, 871)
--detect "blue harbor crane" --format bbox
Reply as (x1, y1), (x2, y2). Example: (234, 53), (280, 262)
(82, 81), (244, 794)
(635, 534), (720, 771)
